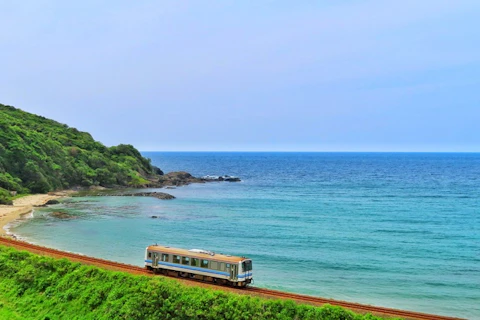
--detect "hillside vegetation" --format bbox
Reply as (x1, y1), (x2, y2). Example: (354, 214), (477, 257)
(0, 246), (387, 320)
(0, 103), (162, 203)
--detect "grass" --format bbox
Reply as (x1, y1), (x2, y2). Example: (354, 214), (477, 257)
(0, 245), (395, 320)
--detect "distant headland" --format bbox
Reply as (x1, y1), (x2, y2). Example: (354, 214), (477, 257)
(0, 103), (240, 206)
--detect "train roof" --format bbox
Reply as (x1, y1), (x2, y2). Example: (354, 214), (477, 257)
(146, 245), (249, 263)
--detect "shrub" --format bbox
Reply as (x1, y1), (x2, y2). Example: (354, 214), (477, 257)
(0, 188), (13, 205)
(0, 103), (161, 192)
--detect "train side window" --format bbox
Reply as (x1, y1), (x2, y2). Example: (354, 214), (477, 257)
(210, 261), (218, 270)
(173, 255), (180, 264)
(219, 262), (225, 270)
(200, 259), (209, 268)
(191, 258), (199, 267)
(182, 256), (190, 265)
(162, 254), (169, 262)
(148, 252), (152, 258)
(226, 263), (230, 270)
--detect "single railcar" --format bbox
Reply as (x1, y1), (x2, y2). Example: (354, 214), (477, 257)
(145, 245), (253, 287)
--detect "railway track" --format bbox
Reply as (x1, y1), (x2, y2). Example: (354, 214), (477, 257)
(0, 237), (147, 275)
(243, 287), (463, 320)
(0, 237), (464, 320)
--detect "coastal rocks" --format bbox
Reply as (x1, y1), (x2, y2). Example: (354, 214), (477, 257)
(34, 199), (60, 207)
(85, 190), (175, 200)
(216, 175), (241, 182)
(50, 211), (76, 219)
(125, 192), (175, 200)
(69, 170), (240, 194)
(73, 190), (175, 200)
(155, 171), (241, 187)
(152, 166), (164, 176)
(156, 171), (204, 187)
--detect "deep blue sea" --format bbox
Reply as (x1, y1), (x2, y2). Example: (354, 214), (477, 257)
(10, 153), (480, 319)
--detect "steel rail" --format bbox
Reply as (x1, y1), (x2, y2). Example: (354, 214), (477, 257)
(0, 237), (464, 320)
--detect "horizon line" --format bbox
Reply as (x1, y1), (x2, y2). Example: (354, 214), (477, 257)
(140, 150), (479, 153)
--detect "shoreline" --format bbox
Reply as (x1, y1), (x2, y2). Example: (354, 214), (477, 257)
(0, 192), (69, 237)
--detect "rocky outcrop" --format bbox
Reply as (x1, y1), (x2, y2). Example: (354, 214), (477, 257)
(156, 171), (204, 187)
(152, 166), (164, 176)
(81, 190), (176, 200)
(50, 211), (76, 219)
(70, 171), (241, 194)
(124, 192), (175, 200)
(154, 171), (241, 187)
(34, 199), (60, 207)
(218, 176), (241, 182)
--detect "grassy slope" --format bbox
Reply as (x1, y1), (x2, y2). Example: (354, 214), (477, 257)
(0, 103), (160, 203)
(0, 246), (389, 320)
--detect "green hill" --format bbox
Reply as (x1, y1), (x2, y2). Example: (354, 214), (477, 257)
(0, 103), (162, 203)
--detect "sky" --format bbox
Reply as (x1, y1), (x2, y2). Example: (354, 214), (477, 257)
(1, 1), (479, 152)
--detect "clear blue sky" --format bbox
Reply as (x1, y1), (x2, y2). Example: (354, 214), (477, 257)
(1, 1), (479, 151)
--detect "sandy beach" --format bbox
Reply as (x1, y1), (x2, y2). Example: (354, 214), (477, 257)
(0, 192), (68, 236)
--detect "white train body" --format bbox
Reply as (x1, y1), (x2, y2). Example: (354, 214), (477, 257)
(145, 245), (253, 287)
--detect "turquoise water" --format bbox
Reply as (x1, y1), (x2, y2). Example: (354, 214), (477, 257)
(11, 153), (480, 319)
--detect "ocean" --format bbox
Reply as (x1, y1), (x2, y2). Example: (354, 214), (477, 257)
(9, 152), (480, 319)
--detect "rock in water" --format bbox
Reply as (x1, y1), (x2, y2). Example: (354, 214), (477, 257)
(50, 211), (76, 219)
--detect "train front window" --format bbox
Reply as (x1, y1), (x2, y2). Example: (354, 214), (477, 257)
(242, 260), (252, 272)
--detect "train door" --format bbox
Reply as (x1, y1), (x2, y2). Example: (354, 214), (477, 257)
(153, 252), (159, 267)
(230, 264), (237, 280)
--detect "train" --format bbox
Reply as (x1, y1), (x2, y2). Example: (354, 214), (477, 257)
(145, 244), (253, 287)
